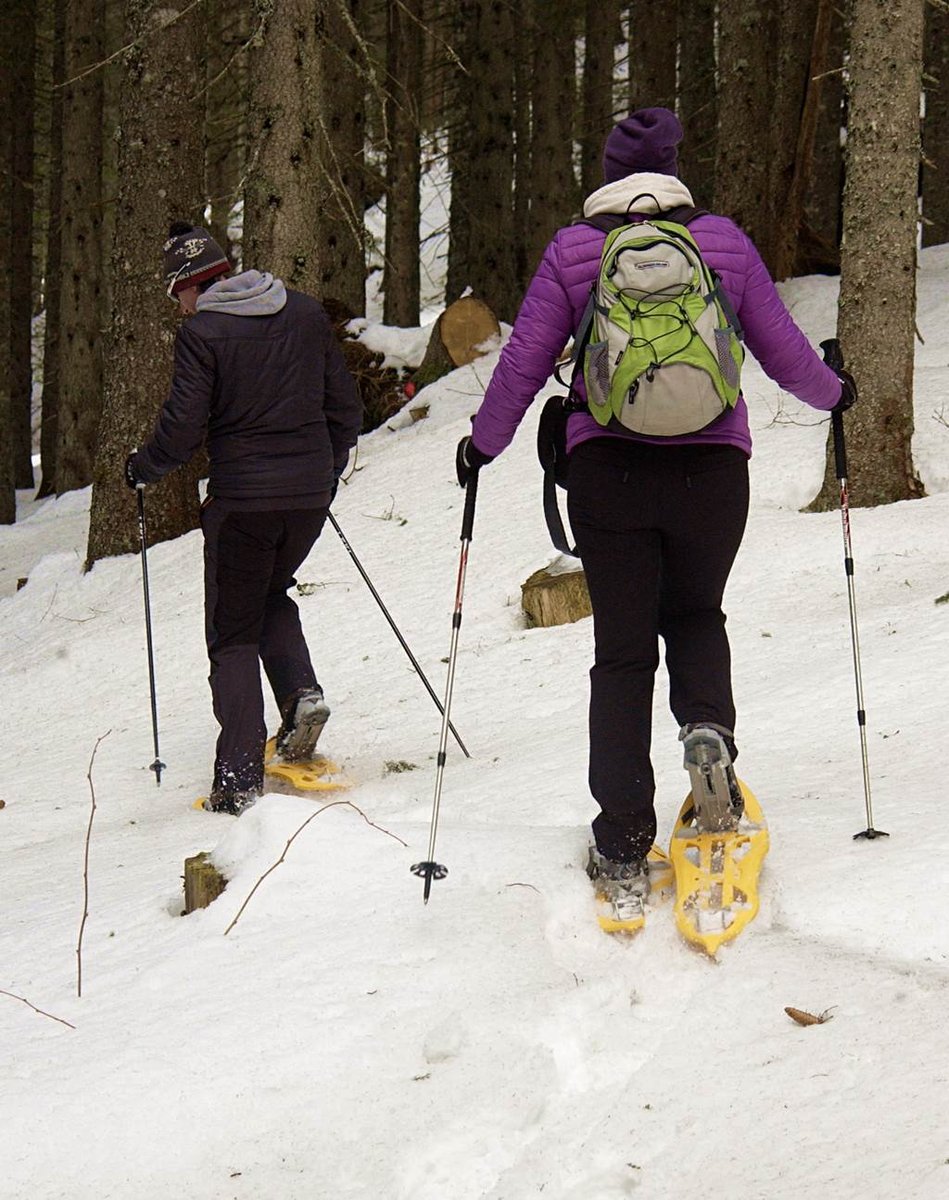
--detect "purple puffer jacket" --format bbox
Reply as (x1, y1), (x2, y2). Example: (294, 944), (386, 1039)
(470, 174), (841, 459)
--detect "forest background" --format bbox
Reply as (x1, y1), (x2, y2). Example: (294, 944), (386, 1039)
(0, 0), (945, 560)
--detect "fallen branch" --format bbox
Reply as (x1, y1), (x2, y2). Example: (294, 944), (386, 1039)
(223, 801), (408, 936)
(0, 988), (75, 1030)
(77, 731), (111, 998)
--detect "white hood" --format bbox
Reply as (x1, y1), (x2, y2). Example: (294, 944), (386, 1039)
(583, 172), (695, 219)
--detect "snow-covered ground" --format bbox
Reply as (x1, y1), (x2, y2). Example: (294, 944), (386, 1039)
(3, 250), (949, 1200)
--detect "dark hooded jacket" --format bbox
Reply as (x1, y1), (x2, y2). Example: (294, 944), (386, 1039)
(132, 271), (362, 503)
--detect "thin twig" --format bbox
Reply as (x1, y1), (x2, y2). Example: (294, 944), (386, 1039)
(810, 65), (847, 82)
(55, 0), (208, 89)
(0, 989), (76, 1031)
(223, 800), (408, 936)
(77, 731), (111, 998)
(188, 9), (265, 103)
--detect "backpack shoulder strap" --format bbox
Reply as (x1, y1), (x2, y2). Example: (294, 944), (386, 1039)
(656, 204), (708, 226)
(575, 211), (631, 235)
(537, 395), (579, 557)
(577, 205), (709, 234)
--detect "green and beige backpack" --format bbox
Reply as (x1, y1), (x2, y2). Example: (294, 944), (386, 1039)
(578, 205), (744, 437)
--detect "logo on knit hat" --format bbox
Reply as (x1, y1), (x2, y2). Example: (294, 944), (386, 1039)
(162, 221), (230, 299)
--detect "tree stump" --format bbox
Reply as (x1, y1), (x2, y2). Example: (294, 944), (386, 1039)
(521, 558), (592, 628)
(415, 296), (501, 387)
(183, 852), (227, 913)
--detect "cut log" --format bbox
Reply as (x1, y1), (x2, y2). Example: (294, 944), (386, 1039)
(183, 852), (227, 914)
(415, 296), (501, 387)
(521, 559), (592, 628)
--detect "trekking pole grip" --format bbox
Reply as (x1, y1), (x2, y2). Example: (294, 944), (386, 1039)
(461, 468), (479, 541)
(820, 339), (848, 481)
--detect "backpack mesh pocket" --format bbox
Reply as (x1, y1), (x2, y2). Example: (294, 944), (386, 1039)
(586, 341), (611, 407)
(714, 328), (740, 390)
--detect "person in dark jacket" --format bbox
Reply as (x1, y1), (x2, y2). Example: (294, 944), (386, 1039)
(126, 222), (363, 813)
(456, 109), (856, 913)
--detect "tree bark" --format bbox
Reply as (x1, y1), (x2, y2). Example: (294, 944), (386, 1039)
(315, 0), (367, 316)
(527, 0), (578, 276)
(810, 0), (925, 510)
(716, 0), (778, 262)
(676, 0), (716, 208)
(627, 1), (676, 112)
(10, 0), (37, 490)
(769, 0), (827, 282)
(454, 0), (518, 321)
(205, 0), (249, 258)
(244, 0), (329, 293)
(0, 2), (16, 522)
(580, 0), (620, 197)
(922, 0), (949, 247)
(86, 0), (207, 566)
(245, 0), (366, 314)
(36, 0), (65, 500)
(445, 1), (471, 304)
(55, 0), (106, 496)
(512, 1), (532, 292)
(383, 0), (422, 326)
(802, 0), (845, 274)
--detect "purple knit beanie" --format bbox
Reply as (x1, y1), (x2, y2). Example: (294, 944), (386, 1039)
(602, 107), (683, 183)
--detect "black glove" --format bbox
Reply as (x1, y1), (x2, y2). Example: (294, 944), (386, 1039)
(455, 436), (494, 488)
(124, 453), (143, 490)
(330, 473), (340, 504)
(834, 369), (857, 413)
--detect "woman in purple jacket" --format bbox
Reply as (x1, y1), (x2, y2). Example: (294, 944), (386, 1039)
(457, 108), (854, 908)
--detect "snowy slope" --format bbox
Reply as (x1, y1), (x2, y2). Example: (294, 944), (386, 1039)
(2, 255), (949, 1200)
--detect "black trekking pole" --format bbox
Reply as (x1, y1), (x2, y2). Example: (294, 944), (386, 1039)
(411, 469), (480, 902)
(136, 486), (166, 786)
(326, 511), (470, 758)
(820, 339), (886, 841)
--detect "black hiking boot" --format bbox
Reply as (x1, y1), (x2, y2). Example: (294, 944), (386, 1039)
(276, 688), (331, 762)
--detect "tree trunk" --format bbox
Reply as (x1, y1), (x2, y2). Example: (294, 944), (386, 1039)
(512, 1), (532, 292)
(0, 1), (16, 522)
(446, 0), (477, 305)
(627, 1), (676, 112)
(36, 0), (65, 500)
(100, 0), (124, 324)
(457, 0), (518, 321)
(801, 0), (845, 274)
(527, 0), (577, 276)
(244, 0), (329, 294)
(315, 0), (367, 316)
(810, 0), (925, 511)
(383, 0), (422, 326)
(580, 0), (620, 197)
(10, 0), (37, 490)
(676, 0), (716, 208)
(716, 0), (778, 261)
(419, 0), (451, 137)
(205, 0), (249, 259)
(86, 0), (207, 566)
(769, 0), (827, 282)
(922, 0), (949, 247)
(245, 0), (366, 314)
(55, 0), (105, 496)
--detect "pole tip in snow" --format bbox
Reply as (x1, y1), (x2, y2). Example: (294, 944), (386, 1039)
(411, 861), (448, 903)
(854, 827), (889, 841)
(150, 758), (166, 787)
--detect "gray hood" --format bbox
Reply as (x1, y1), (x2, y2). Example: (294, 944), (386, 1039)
(196, 269), (288, 316)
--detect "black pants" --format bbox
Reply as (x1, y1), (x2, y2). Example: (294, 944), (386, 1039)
(200, 500), (328, 793)
(566, 438), (749, 861)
